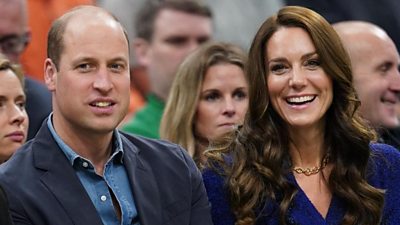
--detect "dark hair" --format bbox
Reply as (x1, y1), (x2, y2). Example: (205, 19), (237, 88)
(47, 6), (129, 70)
(135, 0), (212, 41)
(206, 6), (384, 225)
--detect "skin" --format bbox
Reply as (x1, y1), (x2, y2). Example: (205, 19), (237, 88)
(44, 9), (130, 175)
(266, 27), (333, 217)
(195, 63), (248, 141)
(135, 9), (212, 100)
(0, 0), (29, 63)
(0, 69), (28, 162)
(334, 22), (400, 129)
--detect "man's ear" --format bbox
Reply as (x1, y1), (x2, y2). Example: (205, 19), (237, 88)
(133, 38), (151, 67)
(44, 58), (57, 92)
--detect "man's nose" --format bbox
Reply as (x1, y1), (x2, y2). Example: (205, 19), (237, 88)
(93, 68), (113, 93)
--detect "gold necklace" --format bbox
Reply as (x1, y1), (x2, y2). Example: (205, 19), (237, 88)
(293, 154), (330, 176)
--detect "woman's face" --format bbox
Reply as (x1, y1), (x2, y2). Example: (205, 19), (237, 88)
(0, 69), (28, 163)
(195, 63), (248, 141)
(266, 27), (333, 130)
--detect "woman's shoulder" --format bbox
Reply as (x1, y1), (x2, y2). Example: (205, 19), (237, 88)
(202, 162), (236, 225)
(368, 143), (400, 223)
(368, 143), (400, 187)
(369, 142), (400, 165)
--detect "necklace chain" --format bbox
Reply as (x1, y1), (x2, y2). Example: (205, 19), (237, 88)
(293, 154), (330, 176)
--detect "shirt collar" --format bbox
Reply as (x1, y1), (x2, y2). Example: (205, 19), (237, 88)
(46, 113), (124, 166)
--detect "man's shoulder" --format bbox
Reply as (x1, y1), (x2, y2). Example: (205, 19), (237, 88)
(119, 131), (188, 161)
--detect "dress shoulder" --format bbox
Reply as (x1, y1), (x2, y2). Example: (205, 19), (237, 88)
(368, 143), (400, 224)
(202, 167), (236, 225)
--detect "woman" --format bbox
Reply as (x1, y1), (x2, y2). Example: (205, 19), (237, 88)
(0, 54), (29, 163)
(202, 6), (400, 225)
(160, 42), (249, 166)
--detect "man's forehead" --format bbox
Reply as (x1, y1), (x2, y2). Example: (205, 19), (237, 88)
(0, 3), (27, 34)
(154, 9), (212, 32)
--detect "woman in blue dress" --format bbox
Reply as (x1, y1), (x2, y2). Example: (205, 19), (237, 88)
(202, 6), (400, 225)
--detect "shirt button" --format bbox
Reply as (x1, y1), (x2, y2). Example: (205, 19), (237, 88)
(82, 162), (89, 168)
(100, 195), (107, 202)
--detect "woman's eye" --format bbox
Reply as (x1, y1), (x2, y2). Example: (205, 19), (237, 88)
(16, 101), (26, 110)
(233, 90), (247, 100)
(305, 58), (321, 69)
(204, 92), (220, 102)
(269, 64), (287, 75)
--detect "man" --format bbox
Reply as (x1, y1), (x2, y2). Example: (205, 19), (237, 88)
(0, 0), (52, 140)
(334, 21), (400, 148)
(122, 1), (213, 138)
(0, 6), (212, 225)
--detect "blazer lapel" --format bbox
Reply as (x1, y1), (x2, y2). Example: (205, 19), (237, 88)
(33, 124), (103, 225)
(123, 138), (162, 225)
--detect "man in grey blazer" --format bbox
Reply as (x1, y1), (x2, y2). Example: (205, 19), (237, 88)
(0, 5), (212, 225)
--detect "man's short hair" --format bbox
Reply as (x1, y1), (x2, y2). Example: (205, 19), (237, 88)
(135, 0), (212, 41)
(47, 6), (129, 70)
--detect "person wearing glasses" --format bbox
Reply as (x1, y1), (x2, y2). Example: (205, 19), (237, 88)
(0, 0), (51, 141)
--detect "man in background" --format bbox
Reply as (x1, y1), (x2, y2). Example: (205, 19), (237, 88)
(334, 21), (400, 148)
(0, 0), (51, 140)
(122, 0), (213, 138)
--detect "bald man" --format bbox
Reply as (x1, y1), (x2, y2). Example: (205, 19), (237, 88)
(334, 21), (400, 148)
(0, 6), (212, 225)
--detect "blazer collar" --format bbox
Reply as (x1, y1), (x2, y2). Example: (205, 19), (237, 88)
(32, 119), (105, 225)
(121, 134), (162, 225)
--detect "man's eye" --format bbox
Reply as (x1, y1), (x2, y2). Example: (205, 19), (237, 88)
(379, 62), (393, 74)
(165, 37), (187, 46)
(76, 63), (92, 72)
(110, 63), (125, 72)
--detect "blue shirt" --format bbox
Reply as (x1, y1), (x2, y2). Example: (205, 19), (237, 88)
(47, 115), (139, 225)
(202, 143), (400, 225)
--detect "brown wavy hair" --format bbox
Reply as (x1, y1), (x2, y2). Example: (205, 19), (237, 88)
(205, 6), (384, 225)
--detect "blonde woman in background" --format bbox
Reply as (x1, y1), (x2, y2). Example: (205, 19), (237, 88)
(160, 42), (249, 166)
(0, 54), (28, 163)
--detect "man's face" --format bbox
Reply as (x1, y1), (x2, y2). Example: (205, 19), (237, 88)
(137, 9), (212, 100)
(46, 16), (130, 136)
(0, 1), (29, 63)
(351, 34), (400, 128)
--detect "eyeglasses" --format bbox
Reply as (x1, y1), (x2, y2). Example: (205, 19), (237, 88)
(0, 32), (30, 55)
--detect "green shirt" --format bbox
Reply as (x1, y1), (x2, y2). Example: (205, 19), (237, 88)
(122, 94), (165, 139)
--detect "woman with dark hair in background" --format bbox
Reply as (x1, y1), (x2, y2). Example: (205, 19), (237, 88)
(202, 6), (400, 225)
